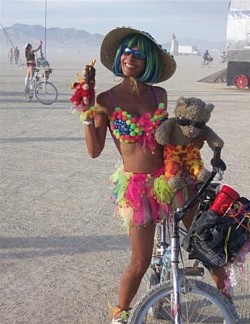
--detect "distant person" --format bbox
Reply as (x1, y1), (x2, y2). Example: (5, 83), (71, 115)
(221, 51), (227, 64)
(8, 48), (14, 64)
(202, 49), (213, 66)
(14, 46), (20, 64)
(24, 41), (42, 92)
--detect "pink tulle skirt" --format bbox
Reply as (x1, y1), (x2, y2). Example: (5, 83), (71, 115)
(110, 165), (189, 229)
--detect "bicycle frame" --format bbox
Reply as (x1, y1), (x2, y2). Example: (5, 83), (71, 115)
(129, 148), (242, 323)
(171, 211), (184, 323)
(32, 67), (52, 82)
(169, 155), (222, 323)
(25, 67), (57, 105)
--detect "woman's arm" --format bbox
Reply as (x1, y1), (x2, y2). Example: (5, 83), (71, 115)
(154, 86), (168, 107)
(83, 91), (111, 158)
(84, 110), (108, 158)
(32, 41), (42, 53)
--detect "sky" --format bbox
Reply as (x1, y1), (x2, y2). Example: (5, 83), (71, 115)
(1, 0), (231, 43)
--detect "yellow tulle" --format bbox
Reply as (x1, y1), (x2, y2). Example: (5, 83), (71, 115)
(153, 175), (174, 205)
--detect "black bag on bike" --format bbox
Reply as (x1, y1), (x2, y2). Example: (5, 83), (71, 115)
(183, 197), (250, 270)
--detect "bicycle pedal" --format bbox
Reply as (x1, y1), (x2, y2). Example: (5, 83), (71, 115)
(184, 267), (204, 276)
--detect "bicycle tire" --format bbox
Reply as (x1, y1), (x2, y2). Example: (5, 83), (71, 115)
(143, 268), (164, 319)
(35, 81), (58, 105)
(128, 279), (239, 323)
(25, 79), (35, 102)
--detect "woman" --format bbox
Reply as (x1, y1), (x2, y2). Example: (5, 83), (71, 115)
(81, 27), (228, 323)
(24, 41), (42, 91)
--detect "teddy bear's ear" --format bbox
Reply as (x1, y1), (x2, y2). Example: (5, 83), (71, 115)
(176, 96), (186, 106)
(205, 103), (214, 114)
(175, 97), (188, 117)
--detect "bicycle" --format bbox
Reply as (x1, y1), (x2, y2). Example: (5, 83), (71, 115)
(201, 57), (213, 68)
(25, 67), (58, 105)
(128, 147), (249, 323)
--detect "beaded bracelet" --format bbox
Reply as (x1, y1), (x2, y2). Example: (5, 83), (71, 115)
(84, 120), (94, 125)
(72, 106), (97, 124)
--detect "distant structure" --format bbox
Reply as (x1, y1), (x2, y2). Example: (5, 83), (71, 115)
(170, 33), (200, 56)
(227, 0), (250, 49)
(198, 0), (250, 89)
(170, 33), (178, 55)
(226, 0), (250, 89)
(177, 45), (200, 56)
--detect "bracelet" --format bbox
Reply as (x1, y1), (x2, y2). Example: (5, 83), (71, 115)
(84, 120), (94, 125)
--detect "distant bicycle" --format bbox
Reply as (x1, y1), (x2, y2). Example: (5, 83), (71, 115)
(25, 67), (58, 105)
(201, 57), (213, 68)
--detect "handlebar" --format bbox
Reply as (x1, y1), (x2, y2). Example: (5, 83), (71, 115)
(177, 147), (226, 218)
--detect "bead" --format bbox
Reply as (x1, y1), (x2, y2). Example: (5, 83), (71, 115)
(110, 105), (168, 146)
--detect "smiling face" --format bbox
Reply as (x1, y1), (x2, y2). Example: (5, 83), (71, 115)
(112, 34), (162, 83)
(120, 46), (146, 79)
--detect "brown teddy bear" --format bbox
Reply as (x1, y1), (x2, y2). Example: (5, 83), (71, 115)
(155, 96), (224, 191)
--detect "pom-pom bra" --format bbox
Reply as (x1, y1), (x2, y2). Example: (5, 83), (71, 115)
(108, 87), (168, 152)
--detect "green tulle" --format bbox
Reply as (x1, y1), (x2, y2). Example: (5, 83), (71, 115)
(153, 175), (174, 205)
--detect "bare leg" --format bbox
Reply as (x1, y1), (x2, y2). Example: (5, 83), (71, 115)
(117, 222), (155, 310)
(25, 66), (33, 90)
(210, 267), (232, 300)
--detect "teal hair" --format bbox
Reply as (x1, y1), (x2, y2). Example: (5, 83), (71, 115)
(112, 34), (161, 83)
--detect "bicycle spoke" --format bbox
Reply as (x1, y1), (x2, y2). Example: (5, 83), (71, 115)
(129, 281), (238, 323)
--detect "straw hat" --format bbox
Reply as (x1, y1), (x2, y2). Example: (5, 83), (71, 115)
(100, 26), (176, 83)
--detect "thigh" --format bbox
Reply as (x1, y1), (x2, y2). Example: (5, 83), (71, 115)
(129, 222), (155, 261)
(27, 66), (33, 77)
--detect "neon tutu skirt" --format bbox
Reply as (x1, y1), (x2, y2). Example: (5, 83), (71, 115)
(110, 165), (189, 229)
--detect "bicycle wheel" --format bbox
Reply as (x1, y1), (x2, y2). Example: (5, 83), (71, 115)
(144, 268), (165, 319)
(35, 81), (58, 105)
(25, 79), (35, 102)
(128, 280), (239, 323)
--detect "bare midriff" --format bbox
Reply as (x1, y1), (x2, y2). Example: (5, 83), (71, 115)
(116, 141), (164, 173)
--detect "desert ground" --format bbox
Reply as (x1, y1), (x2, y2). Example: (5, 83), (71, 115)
(0, 50), (250, 323)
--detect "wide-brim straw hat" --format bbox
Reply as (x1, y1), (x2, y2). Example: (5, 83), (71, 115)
(100, 26), (176, 83)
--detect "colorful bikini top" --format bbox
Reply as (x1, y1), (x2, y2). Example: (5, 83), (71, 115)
(108, 88), (168, 152)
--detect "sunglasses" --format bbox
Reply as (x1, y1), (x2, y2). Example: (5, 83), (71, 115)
(122, 47), (147, 60)
(177, 117), (206, 129)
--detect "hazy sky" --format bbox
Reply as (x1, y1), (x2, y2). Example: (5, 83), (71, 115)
(1, 0), (231, 43)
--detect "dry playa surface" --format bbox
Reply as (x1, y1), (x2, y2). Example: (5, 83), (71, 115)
(0, 52), (250, 323)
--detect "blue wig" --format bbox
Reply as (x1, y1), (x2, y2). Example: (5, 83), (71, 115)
(112, 34), (161, 83)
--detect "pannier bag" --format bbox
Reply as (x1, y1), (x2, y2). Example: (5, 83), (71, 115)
(183, 196), (250, 270)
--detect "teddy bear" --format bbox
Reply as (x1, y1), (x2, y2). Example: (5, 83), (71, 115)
(155, 96), (224, 191)
(70, 59), (96, 108)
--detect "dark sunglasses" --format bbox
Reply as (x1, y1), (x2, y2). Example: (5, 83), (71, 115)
(177, 117), (206, 129)
(122, 47), (147, 60)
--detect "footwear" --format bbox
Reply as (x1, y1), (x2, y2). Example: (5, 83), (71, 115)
(111, 306), (130, 324)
